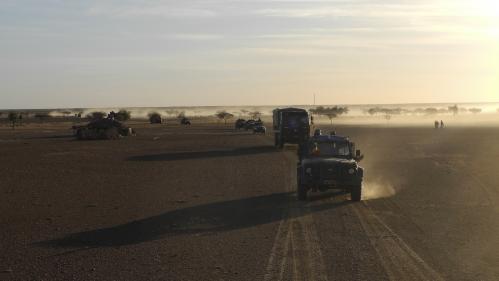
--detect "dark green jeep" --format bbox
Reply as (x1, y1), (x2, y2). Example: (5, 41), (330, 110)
(297, 132), (364, 201)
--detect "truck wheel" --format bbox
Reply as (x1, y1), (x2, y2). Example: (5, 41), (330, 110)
(297, 184), (308, 201)
(351, 185), (362, 202)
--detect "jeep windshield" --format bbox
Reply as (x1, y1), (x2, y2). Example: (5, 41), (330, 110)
(307, 141), (351, 158)
(283, 113), (308, 128)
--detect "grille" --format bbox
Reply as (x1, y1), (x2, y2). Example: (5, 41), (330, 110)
(320, 165), (344, 179)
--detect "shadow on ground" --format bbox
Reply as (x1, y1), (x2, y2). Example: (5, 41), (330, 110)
(128, 145), (279, 161)
(39, 192), (351, 248)
(25, 135), (74, 140)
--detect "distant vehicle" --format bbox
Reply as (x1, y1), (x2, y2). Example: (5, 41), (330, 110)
(72, 118), (135, 140)
(252, 125), (266, 134)
(296, 132), (364, 201)
(235, 119), (246, 130)
(273, 108), (310, 148)
(244, 119), (263, 131)
(180, 117), (191, 125)
(149, 113), (163, 124)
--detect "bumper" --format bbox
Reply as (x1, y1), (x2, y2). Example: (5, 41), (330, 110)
(300, 177), (362, 189)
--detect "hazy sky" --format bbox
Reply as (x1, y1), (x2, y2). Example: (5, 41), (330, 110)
(1, 0), (498, 108)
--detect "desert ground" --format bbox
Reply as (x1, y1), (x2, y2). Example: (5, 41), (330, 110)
(1, 119), (499, 280)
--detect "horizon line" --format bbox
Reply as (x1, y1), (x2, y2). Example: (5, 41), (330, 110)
(1, 101), (499, 111)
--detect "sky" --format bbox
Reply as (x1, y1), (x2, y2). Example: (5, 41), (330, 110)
(1, 0), (499, 109)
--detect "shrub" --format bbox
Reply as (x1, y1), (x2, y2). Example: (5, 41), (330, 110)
(215, 111), (234, 125)
(469, 108), (482, 114)
(148, 112), (162, 124)
(116, 109), (131, 121)
(86, 111), (106, 120)
(8, 112), (18, 128)
(310, 106), (349, 125)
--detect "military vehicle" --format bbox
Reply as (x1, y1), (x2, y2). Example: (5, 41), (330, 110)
(235, 119), (246, 130)
(252, 125), (266, 134)
(180, 117), (191, 125)
(273, 108), (310, 148)
(243, 119), (263, 131)
(296, 132), (364, 201)
(73, 118), (135, 140)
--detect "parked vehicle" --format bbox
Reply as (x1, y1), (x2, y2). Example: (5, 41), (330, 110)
(180, 117), (191, 125)
(252, 125), (266, 134)
(73, 118), (135, 140)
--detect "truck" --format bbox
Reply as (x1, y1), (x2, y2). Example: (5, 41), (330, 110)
(272, 108), (310, 148)
(296, 131), (364, 201)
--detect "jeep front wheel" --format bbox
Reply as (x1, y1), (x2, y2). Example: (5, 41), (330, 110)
(351, 185), (362, 202)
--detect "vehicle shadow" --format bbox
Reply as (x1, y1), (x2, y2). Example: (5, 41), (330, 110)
(307, 190), (348, 202)
(24, 134), (73, 140)
(39, 192), (351, 249)
(127, 145), (279, 161)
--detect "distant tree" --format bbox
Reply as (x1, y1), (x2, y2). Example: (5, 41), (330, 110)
(367, 108), (378, 116)
(469, 108), (482, 114)
(8, 112), (18, 129)
(148, 112), (162, 124)
(240, 109), (249, 117)
(249, 111), (261, 120)
(116, 109), (131, 121)
(177, 111), (186, 119)
(309, 106), (324, 116)
(424, 108), (439, 115)
(86, 111), (106, 120)
(34, 113), (51, 121)
(310, 106), (349, 125)
(163, 109), (176, 117)
(366, 107), (404, 116)
(61, 111), (72, 117)
(216, 110), (234, 125)
(448, 105), (459, 116)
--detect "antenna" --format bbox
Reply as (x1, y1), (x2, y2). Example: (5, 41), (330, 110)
(313, 93), (316, 106)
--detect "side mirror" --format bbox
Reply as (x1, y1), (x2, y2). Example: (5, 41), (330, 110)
(355, 150), (364, 161)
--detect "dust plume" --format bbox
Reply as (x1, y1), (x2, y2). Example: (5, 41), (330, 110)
(362, 179), (396, 200)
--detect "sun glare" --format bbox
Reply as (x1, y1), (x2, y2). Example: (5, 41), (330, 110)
(464, 0), (499, 39)
(473, 0), (499, 17)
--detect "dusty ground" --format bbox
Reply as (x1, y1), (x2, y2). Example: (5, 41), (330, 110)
(1, 120), (499, 280)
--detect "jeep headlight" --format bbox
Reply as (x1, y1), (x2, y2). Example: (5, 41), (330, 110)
(348, 168), (355, 175)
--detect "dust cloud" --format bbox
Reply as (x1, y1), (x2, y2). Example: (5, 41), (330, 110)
(362, 180), (397, 200)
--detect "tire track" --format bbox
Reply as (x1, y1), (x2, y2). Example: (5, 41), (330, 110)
(352, 202), (445, 281)
(264, 204), (328, 281)
(263, 141), (328, 281)
(261, 136), (443, 281)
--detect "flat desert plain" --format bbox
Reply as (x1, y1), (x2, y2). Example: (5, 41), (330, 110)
(1, 121), (499, 280)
